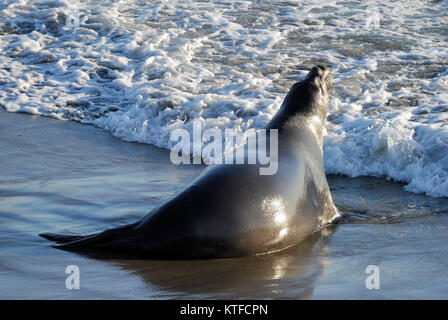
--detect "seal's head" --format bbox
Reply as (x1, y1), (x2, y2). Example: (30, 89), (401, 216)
(289, 65), (333, 119)
(304, 65), (333, 97)
(267, 65), (333, 133)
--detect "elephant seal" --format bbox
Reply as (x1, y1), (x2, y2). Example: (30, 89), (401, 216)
(40, 65), (340, 259)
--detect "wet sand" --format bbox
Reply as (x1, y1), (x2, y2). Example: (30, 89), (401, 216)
(1, 109), (448, 299)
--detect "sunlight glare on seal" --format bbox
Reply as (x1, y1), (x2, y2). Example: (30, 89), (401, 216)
(261, 196), (287, 225)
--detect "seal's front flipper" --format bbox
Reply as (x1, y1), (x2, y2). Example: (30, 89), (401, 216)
(39, 233), (87, 243)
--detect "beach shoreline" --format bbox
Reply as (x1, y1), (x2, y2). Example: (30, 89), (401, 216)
(1, 109), (448, 299)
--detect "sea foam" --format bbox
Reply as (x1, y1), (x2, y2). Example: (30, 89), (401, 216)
(0, 0), (447, 197)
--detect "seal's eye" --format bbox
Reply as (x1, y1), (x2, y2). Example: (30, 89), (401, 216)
(310, 65), (329, 80)
(316, 65), (327, 72)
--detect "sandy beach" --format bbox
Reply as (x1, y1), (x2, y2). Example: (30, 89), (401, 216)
(1, 109), (447, 299)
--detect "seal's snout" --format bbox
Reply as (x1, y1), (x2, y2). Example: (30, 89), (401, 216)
(309, 64), (329, 80)
(307, 64), (332, 92)
(311, 65), (327, 76)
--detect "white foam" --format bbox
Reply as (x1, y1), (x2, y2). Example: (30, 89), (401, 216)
(1, 0), (447, 197)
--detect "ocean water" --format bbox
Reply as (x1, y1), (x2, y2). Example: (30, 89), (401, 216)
(1, 110), (448, 299)
(0, 0), (447, 198)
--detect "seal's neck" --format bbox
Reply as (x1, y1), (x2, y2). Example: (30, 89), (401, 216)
(266, 81), (328, 144)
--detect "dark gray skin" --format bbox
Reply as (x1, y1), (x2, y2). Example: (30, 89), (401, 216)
(40, 65), (339, 259)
